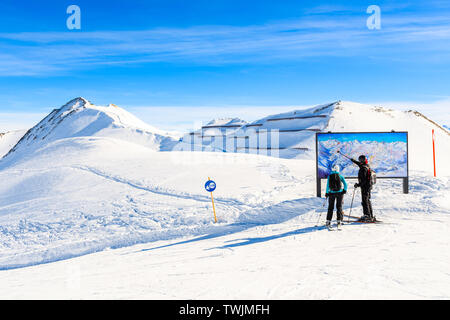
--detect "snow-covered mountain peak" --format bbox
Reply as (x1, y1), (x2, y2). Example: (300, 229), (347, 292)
(65, 96), (90, 106)
(325, 100), (449, 135)
(176, 99), (449, 174)
(57, 96), (90, 113)
(2, 98), (177, 160)
(204, 118), (247, 127)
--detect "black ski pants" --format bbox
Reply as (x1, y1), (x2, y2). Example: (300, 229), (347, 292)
(327, 192), (344, 221)
(361, 188), (373, 218)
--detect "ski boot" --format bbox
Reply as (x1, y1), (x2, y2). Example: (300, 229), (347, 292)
(358, 215), (371, 222)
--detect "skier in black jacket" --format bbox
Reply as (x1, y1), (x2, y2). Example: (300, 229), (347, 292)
(351, 155), (374, 222)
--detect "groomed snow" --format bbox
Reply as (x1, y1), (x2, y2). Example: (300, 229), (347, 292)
(0, 136), (317, 270)
(0, 99), (449, 299)
(0, 160), (448, 299)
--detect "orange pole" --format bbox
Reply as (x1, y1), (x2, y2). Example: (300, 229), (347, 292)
(432, 130), (436, 177)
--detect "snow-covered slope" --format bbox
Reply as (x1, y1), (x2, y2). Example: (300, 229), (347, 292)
(0, 147), (449, 298)
(203, 117), (248, 129)
(177, 101), (450, 175)
(326, 102), (450, 176)
(178, 117), (247, 152)
(233, 101), (337, 158)
(0, 130), (27, 157)
(3, 97), (178, 164)
(0, 138), (315, 269)
(177, 102), (336, 156)
(0, 99), (449, 298)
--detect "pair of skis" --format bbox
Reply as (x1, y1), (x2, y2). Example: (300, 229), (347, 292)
(324, 215), (382, 231)
(345, 214), (382, 224)
(316, 191), (382, 231)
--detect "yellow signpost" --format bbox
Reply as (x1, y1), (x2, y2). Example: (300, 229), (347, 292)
(206, 177), (217, 223)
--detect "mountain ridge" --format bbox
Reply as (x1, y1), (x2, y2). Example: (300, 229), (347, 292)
(175, 100), (450, 173)
(3, 97), (178, 160)
(2, 98), (449, 173)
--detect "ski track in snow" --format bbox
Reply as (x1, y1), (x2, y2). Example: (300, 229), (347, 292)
(1, 206), (448, 299)
(71, 165), (252, 208)
(0, 156), (319, 270)
(0, 164), (448, 299)
(0, 99), (449, 298)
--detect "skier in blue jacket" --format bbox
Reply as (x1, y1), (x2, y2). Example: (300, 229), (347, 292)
(325, 165), (348, 228)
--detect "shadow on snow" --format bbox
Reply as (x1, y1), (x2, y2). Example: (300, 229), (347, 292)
(211, 225), (327, 249)
(135, 197), (328, 253)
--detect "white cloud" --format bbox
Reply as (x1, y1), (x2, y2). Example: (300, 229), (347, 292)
(0, 13), (449, 76)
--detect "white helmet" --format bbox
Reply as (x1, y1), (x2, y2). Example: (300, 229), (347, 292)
(332, 164), (340, 172)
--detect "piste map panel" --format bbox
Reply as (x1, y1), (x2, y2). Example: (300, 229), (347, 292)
(317, 132), (408, 179)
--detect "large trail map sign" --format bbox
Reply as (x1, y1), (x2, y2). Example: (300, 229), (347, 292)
(315, 132), (409, 196)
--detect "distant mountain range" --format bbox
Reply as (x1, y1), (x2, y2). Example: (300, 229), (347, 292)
(1, 98), (449, 173)
(176, 100), (450, 172)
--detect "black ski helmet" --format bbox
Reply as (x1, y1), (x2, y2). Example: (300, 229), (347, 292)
(358, 155), (368, 164)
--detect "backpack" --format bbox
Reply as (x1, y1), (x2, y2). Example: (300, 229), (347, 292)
(362, 165), (376, 188)
(368, 168), (377, 186)
(329, 173), (342, 192)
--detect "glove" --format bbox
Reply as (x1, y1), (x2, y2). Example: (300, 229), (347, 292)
(342, 190), (347, 194)
(325, 193), (329, 198)
(354, 183), (359, 188)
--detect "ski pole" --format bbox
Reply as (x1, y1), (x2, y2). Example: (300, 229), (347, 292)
(337, 150), (352, 161)
(315, 197), (327, 227)
(348, 187), (356, 223)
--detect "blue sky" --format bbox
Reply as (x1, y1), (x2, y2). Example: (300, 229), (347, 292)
(318, 132), (408, 143)
(0, 0), (450, 131)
